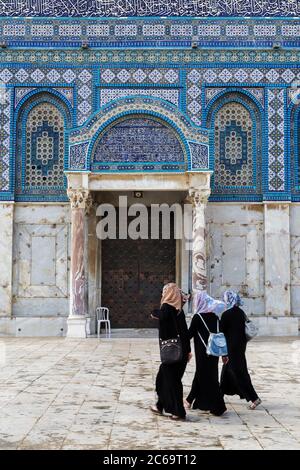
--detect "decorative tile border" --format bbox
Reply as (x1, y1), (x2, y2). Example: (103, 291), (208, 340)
(2, 49), (300, 66)
(0, 88), (11, 192)
(267, 88), (286, 192)
(100, 68), (180, 85)
(99, 88), (180, 107)
(1, 1), (300, 18)
(1, 17), (300, 49)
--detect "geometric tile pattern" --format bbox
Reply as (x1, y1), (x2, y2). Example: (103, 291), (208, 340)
(290, 106), (300, 194)
(14, 86), (74, 109)
(2, 48), (300, 69)
(0, 66), (91, 126)
(205, 87), (265, 109)
(205, 88), (226, 106)
(24, 102), (65, 189)
(206, 91), (262, 197)
(214, 102), (254, 188)
(14, 87), (35, 108)
(1, 18), (300, 58)
(0, 14), (299, 202)
(189, 142), (209, 170)
(187, 68), (297, 126)
(100, 88), (179, 107)
(244, 88), (265, 107)
(15, 95), (70, 200)
(100, 68), (179, 85)
(69, 142), (89, 171)
(54, 88), (74, 108)
(0, 88), (11, 191)
(267, 88), (285, 192)
(186, 69), (202, 126)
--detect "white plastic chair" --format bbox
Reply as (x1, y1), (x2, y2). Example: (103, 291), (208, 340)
(96, 307), (111, 338)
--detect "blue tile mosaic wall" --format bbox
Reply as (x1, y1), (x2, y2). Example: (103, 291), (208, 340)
(1, 1), (300, 17)
(206, 92), (262, 198)
(290, 104), (300, 196)
(15, 93), (71, 201)
(0, 15), (300, 203)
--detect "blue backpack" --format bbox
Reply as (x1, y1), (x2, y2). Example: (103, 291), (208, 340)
(196, 313), (228, 357)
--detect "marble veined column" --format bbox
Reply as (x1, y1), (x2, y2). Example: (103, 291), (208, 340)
(188, 189), (210, 292)
(67, 188), (93, 337)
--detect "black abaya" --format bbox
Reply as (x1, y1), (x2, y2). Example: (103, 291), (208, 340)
(154, 303), (191, 418)
(187, 312), (226, 416)
(220, 306), (259, 402)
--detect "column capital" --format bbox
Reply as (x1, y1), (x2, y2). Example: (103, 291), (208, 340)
(67, 188), (93, 213)
(188, 188), (211, 206)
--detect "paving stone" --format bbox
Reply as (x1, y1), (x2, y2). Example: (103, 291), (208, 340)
(0, 337), (298, 450)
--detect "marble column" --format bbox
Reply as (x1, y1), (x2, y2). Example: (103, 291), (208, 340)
(87, 201), (99, 335)
(188, 189), (210, 292)
(67, 189), (93, 338)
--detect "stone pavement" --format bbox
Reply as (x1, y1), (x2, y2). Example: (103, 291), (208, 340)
(0, 336), (299, 450)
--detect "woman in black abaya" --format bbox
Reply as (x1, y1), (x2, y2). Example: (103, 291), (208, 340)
(220, 290), (261, 410)
(185, 291), (227, 416)
(150, 283), (191, 420)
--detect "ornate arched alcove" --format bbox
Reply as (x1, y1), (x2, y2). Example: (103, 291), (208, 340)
(67, 97), (210, 173)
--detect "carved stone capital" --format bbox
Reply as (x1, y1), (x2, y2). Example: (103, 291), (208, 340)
(67, 188), (93, 213)
(188, 188), (211, 207)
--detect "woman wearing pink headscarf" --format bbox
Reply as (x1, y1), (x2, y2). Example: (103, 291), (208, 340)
(184, 291), (227, 416)
(150, 283), (192, 420)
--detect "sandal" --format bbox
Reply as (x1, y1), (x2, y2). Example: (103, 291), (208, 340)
(150, 405), (162, 415)
(248, 398), (262, 410)
(169, 415), (186, 421)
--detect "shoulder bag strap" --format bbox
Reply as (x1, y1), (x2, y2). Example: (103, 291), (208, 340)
(197, 331), (208, 349)
(173, 309), (180, 338)
(195, 313), (211, 333)
(195, 313), (211, 349)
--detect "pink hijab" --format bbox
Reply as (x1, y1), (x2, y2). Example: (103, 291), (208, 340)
(161, 283), (182, 311)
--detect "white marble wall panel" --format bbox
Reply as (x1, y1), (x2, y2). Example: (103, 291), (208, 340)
(12, 204), (70, 317)
(15, 317), (67, 337)
(207, 204), (264, 315)
(290, 204), (300, 316)
(264, 204), (290, 317)
(0, 203), (14, 317)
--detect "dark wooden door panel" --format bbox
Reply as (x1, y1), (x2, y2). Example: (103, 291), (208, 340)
(102, 232), (176, 328)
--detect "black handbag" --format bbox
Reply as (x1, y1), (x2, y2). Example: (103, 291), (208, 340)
(159, 312), (183, 365)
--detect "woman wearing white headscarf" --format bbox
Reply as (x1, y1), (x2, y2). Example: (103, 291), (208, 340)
(184, 291), (227, 416)
(220, 290), (261, 410)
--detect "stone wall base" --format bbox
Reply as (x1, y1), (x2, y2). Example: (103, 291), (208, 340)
(254, 316), (299, 336)
(0, 317), (67, 337)
(0, 316), (298, 337)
